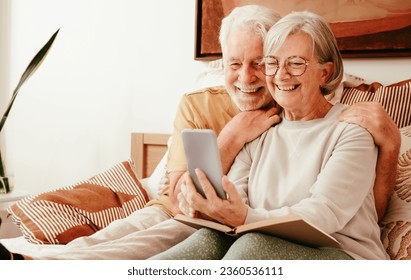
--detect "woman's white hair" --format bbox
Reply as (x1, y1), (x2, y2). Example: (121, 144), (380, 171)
(264, 11), (344, 95)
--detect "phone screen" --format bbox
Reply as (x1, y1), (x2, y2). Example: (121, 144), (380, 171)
(182, 129), (226, 199)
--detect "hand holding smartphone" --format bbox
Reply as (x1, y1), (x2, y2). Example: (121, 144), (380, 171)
(182, 129), (226, 200)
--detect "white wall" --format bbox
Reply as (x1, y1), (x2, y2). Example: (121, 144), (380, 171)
(1, 0), (410, 195)
(344, 58), (411, 85)
(0, 0), (11, 181)
(2, 0), (209, 194)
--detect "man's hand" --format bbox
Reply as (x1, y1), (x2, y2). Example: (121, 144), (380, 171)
(339, 102), (401, 221)
(220, 104), (281, 145)
(179, 169), (248, 227)
(218, 104), (281, 174)
(338, 102), (400, 149)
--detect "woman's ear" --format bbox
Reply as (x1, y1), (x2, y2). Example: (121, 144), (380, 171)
(321, 61), (334, 84)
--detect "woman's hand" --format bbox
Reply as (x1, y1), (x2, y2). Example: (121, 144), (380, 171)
(178, 169), (248, 227)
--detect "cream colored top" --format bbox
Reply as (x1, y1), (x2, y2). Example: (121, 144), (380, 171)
(229, 103), (388, 260)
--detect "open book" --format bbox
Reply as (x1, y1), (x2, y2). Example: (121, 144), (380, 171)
(174, 213), (341, 248)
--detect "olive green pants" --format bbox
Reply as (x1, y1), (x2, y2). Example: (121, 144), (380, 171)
(150, 228), (353, 260)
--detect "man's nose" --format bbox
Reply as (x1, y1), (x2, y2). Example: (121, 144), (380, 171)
(239, 65), (257, 84)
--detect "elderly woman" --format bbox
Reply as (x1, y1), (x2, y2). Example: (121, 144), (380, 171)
(151, 11), (388, 260)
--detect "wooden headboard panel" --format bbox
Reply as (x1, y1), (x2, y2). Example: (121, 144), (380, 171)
(131, 133), (171, 179)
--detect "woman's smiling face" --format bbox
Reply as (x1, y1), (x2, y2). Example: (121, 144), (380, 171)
(266, 32), (332, 120)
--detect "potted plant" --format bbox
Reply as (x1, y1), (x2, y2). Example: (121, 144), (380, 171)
(0, 29), (59, 194)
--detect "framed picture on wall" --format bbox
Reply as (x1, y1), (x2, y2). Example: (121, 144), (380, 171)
(195, 0), (411, 60)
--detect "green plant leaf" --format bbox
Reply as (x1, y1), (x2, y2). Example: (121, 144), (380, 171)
(0, 28), (59, 192)
(0, 151), (11, 193)
(0, 28), (60, 132)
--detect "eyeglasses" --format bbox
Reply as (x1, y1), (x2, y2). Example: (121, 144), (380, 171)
(259, 56), (310, 77)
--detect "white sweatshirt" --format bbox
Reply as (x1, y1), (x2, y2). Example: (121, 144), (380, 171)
(228, 102), (388, 260)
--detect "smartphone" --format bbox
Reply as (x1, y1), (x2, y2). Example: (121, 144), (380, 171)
(182, 129), (226, 200)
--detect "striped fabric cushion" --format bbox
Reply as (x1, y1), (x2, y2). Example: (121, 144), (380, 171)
(341, 79), (411, 128)
(8, 160), (148, 245)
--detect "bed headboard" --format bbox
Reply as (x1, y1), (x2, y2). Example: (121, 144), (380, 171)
(131, 132), (171, 179)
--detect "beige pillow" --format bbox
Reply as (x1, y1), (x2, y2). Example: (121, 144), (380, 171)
(380, 125), (411, 260)
(8, 160), (148, 244)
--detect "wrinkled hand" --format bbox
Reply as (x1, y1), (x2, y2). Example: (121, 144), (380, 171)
(179, 169), (248, 228)
(338, 102), (400, 150)
(177, 172), (197, 217)
(221, 104), (282, 145)
(217, 103), (282, 174)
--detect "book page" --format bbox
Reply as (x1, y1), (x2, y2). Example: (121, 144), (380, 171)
(236, 215), (341, 248)
(174, 214), (232, 233)
(175, 213), (340, 248)
(236, 214), (301, 233)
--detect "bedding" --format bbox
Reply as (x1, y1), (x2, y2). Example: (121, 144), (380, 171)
(1, 78), (411, 259)
(145, 136), (172, 199)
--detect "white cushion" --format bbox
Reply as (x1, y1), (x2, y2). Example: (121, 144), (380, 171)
(145, 136), (172, 199)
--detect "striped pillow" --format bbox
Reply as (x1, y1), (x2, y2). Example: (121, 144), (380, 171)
(341, 79), (411, 128)
(8, 160), (148, 245)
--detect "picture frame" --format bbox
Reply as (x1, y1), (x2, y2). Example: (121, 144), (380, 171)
(195, 0), (411, 60)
